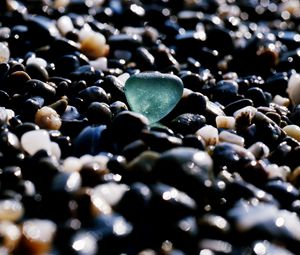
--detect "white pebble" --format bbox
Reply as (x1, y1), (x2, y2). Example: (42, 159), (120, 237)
(62, 156), (82, 172)
(80, 154), (95, 165)
(89, 57), (107, 71)
(35, 106), (62, 130)
(0, 221), (21, 252)
(93, 183), (129, 207)
(93, 155), (110, 169)
(283, 124), (300, 142)
(248, 142), (270, 159)
(219, 130), (244, 146)
(0, 199), (24, 222)
(90, 190), (112, 216)
(78, 24), (94, 41)
(57, 15), (74, 36)
(5, 109), (15, 123)
(51, 142), (61, 159)
(0, 42), (10, 63)
(287, 73), (300, 105)
(273, 94), (290, 107)
(118, 72), (130, 84)
(0, 107), (8, 124)
(22, 219), (56, 254)
(233, 106), (257, 119)
(80, 31), (109, 59)
(216, 116), (236, 129)
(21, 129), (52, 155)
(26, 57), (48, 69)
(196, 125), (219, 146)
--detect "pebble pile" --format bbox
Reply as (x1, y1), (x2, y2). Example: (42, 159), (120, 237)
(2, 0), (300, 254)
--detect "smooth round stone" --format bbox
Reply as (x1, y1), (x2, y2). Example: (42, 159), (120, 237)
(283, 125), (300, 142)
(0, 221), (21, 253)
(80, 32), (109, 60)
(124, 72), (184, 124)
(21, 129), (52, 155)
(287, 73), (300, 105)
(0, 199), (24, 222)
(93, 183), (129, 207)
(0, 42), (10, 63)
(21, 219), (56, 254)
(196, 125), (219, 146)
(35, 106), (62, 130)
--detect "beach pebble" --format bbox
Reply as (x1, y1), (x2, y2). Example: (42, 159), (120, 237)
(21, 129), (52, 155)
(287, 73), (300, 105)
(0, 199), (24, 222)
(196, 125), (219, 146)
(35, 106), (62, 130)
(283, 124), (300, 142)
(80, 32), (109, 59)
(0, 43), (10, 63)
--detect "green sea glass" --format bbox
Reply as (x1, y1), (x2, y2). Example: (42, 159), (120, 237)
(124, 72), (184, 124)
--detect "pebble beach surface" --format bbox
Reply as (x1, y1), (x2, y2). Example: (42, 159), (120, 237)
(2, 0), (300, 254)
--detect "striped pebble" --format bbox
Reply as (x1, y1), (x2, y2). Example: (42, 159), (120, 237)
(196, 125), (219, 146)
(216, 116), (236, 129)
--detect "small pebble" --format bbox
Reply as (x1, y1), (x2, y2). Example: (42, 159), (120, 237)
(35, 106), (62, 130)
(196, 125), (219, 146)
(286, 73), (300, 105)
(56, 15), (74, 36)
(21, 129), (52, 155)
(21, 219), (56, 254)
(0, 199), (24, 222)
(80, 32), (109, 59)
(219, 130), (244, 146)
(0, 221), (21, 252)
(283, 125), (300, 142)
(0, 43), (10, 63)
(216, 116), (236, 129)
(273, 95), (290, 107)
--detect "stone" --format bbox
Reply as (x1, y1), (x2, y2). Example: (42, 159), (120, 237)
(287, 73), (300, 105)
(124, 72), (184, 124)
(21, 129), (52, 155)
(0, 42), (10, 63)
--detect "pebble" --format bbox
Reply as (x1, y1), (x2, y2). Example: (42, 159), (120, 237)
(287, 73), (300, 105)
(219, 130), (245, 146)
(80, 32), (109, 60)
(0, 43), (10, 63)
(56, 15), (74, 36)
(0, 221), (21, 253)
(196, 125), (219, 146)
(2, 0), (300, 254)
(283, 125), (300, 142)
(20, 219), (56, 254)
(215, 116), (236, 129)
(20, 129), (52, 156)
(0, 199), (24, 222)
(124, 72), (184, 124)
(34, 106), (62, 130)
